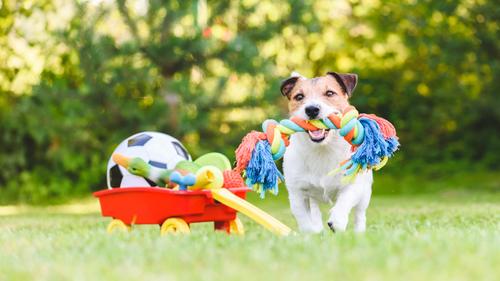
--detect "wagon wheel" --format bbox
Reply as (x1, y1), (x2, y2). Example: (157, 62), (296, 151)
(107, 219), (131, 234)
(229, 217), (245, 235)
(161, 218), (190, 235)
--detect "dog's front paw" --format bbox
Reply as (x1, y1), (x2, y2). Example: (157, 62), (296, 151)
(327, 213), (348, 233)
(309, 224), (324, 234)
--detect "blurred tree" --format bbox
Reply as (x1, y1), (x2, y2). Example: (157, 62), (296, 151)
(0, 0), (313, 202)
(0, 0), (498, 203)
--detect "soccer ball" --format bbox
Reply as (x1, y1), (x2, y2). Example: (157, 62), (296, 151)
(106, 132), (191, 188)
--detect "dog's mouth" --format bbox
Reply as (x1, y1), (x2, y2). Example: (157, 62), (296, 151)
(307, 129), (330, 143)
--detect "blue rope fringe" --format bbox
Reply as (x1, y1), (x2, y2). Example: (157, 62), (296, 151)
(245, 140), (283, 198)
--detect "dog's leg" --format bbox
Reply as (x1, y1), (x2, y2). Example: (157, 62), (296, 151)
(353, 186), (372, 232)
(328, 171), (373, 232)
(353, 206), (367, 233)
(288, 190), (318, 233)
(327, 187), (359, 232)
(309, 198), (324, 232)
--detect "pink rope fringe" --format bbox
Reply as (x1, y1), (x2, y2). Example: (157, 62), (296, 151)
(360, 113), (398, 139)
(234, 131), (266, 173)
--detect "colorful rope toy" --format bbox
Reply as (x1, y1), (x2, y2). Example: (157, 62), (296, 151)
(234, 105), (400, 197)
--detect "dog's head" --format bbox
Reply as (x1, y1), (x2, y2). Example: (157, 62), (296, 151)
(280, 72), (358, 144)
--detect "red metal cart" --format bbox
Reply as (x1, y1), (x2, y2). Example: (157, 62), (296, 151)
(94, 187), (249, 235)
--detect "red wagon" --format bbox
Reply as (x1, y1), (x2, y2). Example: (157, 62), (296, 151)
(94, 187), (249, 235)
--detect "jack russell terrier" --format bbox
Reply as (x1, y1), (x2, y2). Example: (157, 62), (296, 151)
(281, 72), (372, 233)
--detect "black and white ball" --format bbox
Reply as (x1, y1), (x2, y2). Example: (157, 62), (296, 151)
(106, 132), (191, 188)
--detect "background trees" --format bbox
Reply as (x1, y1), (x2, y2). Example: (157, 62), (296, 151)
(0, 0), (498, 203)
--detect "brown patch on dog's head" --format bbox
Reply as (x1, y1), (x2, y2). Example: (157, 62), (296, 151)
(280, 72), (358, 115)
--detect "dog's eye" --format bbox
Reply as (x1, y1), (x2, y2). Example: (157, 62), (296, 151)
(325, 90), (337, 97)
(294, 93), (304, 101)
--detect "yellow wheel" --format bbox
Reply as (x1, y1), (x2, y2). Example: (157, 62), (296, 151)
(107, 219), (131, 234)
(229, 217), (245, 235)
(161, 218), (190, 235)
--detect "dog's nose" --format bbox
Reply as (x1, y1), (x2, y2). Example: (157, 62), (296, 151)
(305, 105), (320, 119)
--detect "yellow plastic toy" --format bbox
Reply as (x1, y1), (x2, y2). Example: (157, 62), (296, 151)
(107, 153), (292, 236)
(190, 166), (224, 190)
(192, 165), (291, 236)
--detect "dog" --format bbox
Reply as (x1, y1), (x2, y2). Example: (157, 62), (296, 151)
(281, 72), (373, 233)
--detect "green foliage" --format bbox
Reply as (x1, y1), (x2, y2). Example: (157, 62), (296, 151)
(0, 0), (499, 203)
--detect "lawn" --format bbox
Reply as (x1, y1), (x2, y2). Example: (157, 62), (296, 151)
(1, 190), (499, 281)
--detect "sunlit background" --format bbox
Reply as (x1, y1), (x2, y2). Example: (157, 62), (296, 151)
(0, 0), (498, 203)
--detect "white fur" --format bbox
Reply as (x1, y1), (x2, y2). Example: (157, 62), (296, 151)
(283, 100), (373, 233)
(290, 71), (306, 79)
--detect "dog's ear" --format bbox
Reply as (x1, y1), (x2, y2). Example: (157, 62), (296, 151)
(327, 72), (358, 97)
(280, 76), (300, 99)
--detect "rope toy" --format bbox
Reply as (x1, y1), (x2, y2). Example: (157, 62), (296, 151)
(234, 105), (399, 197)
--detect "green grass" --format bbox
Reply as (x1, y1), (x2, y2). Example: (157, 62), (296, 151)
(1, 191), (499, 281)
(372, 168), (500, 194)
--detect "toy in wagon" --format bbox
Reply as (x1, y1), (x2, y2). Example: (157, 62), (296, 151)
(94, 131), (292, 236)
